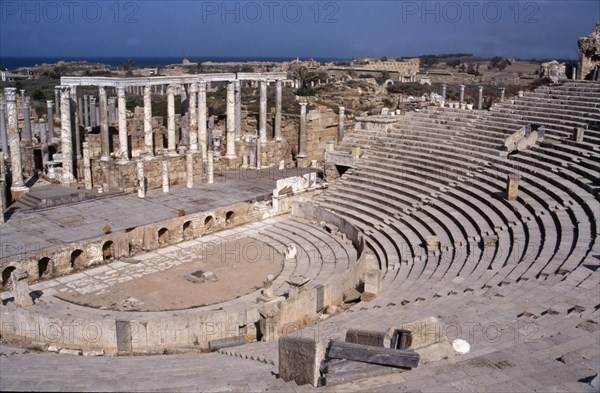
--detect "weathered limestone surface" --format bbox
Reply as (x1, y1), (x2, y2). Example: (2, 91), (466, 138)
(278, 336), (324, 387)
(578, 21), (600, 80)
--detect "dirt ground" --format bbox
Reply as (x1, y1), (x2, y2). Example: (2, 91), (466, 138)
(57, 237), (283, 311)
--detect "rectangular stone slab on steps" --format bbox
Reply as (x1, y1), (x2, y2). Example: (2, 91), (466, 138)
(328, 341), (420, 369)
(278, 336), (324, 387)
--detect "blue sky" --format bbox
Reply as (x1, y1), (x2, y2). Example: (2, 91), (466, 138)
(0, 0), (598, 60)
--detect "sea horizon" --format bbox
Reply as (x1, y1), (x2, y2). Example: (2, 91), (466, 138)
(0, 56), (352, 71)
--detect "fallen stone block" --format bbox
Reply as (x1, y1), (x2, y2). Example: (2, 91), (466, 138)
(59, 348), (82, 356)
(27, 341), (48, 352)
(345, 329), (393, 348)
(322, 359), (402, 386)
(208, 336), (248, 352)
(328, 341), (420, 369)
(279, 336), (324, 387)
(83, 349), (105, 357)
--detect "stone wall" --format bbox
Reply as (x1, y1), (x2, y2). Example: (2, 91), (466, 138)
(578, 21), (600, 80)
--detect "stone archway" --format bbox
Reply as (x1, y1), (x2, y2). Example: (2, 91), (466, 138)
(204, 216), (215, 231)
(183, 221), (193, 240)
(158, 228), (170, 246)
(38, 257), (51, 278)
(225, 211), (235, 226)
(102, 241), (115, 260)
(1, 266), (16, 290)
(70, 249), (84, 270)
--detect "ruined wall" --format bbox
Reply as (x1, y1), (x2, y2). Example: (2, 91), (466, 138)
(578, 21), (600, 80)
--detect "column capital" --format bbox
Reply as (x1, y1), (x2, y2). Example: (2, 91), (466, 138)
(69, 85), (77, 94)
(46, 100), (53, 107)
(59, 85), (71, 97)
(4, 87), (17, 101)
(20, 89), (26, 96)
(276, 79), (283, 88)
(89, 96), (96, 103)
(116, 85), (126, 96)
(189, 82), (198, 93)
(108, 97), (117, 104)
(167, 84), (176, 94)
(339, 106), (345, 113)
(299, 102), (308, 107)
(144, 85), (152, 95)
(99, 85), (106, 95)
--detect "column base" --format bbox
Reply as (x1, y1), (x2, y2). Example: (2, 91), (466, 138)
(297, 154), (307, 159)
(100, 156), (111, 162)
(10, 185), (29, 193)
(143, 155), (157, 161)
(116, 159), (130, 165)
(167, 151), (179, 157)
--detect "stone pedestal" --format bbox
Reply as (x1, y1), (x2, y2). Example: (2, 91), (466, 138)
(573, 127), (585, 142)
(278, 336), (324, 387)
(477, 86), (483, 110)
(441, 84), (447, 101)
(506, 174), (520, 201)
(361, 269), (382, 302)
(351, 146), (361, 159)
(11, 269), (34, 307)
(499, 88), (505, 102)
(459, 85), (465, 103)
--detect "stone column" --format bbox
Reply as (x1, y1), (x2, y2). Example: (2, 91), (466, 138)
(70, 86), (81, 159)
(0, 103), (8, 160)
(188, 83), (198, 152)
(90, 96), (97, 128)
(207, 150), (214, 184)
(234, 80), (241, 140)
(259, 80), (267, 143)
(275, 80), (283, 141)
(0, 180), (4, 224)
(5, 88), (27, 191)
(459, 85), (465, 103)
(60, 86), (74, 185)
(573, 127), (585, 142)
(11, 269), (33, 308)
(46, 100), (54, 140)
(256, 137), (262, 169)
(198, 82), (208, 162)
(441, 84), (447, 101)
(99, 86), (110, 160)
(142, 86), (154, 158)
(162, 159), (170, 192)
(22, 98), (32, 143)
(225, 82), (236, 159)
(572, 66), (577, 80)
(117, 86), (129, 161)
(39, 119), (49, 164)
(500, 88), (506, 102)
(179, 85), (189, 148)
(83, 95), (89, 127)
(167, 85), (177, 156)
(478, 86), (484, 110)
(338, 106), (345, 142)
(108, 97), (116, 125)
(82, 142), (92, 190)
(298, 102), (308, 158)
(54, 88), (60, 117)
(137, 160), (145, 198)
(186, 151), (194, 188)
(506, 174), (520, 201)
(77, 96), (84, 128)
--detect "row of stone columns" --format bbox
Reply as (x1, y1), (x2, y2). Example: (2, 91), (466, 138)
(440, 84), (507, 107)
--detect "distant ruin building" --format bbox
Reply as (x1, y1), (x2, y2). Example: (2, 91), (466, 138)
(578, 21), (600, 80)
